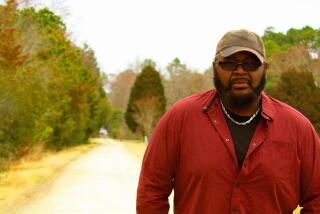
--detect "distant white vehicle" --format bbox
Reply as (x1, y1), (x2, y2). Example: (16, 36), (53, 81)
(99, 127), (108, 137)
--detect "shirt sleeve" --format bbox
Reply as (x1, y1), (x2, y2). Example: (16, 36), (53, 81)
(136, 107), (180, 214)
(300, 123), (320, 213)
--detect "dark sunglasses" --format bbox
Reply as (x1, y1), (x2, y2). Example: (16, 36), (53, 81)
(214, 61), (262, 72)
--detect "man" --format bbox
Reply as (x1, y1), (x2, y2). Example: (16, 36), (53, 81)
(136, 29), (320, 213)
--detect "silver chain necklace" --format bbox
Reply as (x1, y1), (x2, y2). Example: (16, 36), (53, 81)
(220, 99), (261, 126)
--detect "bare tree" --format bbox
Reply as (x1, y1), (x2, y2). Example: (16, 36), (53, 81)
(164, 58), (212, 107)
(132, 97), (160, 141)
(109, 69), (136, 111)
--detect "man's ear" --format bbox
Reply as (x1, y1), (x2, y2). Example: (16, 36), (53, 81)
(212, 63), (217, 73)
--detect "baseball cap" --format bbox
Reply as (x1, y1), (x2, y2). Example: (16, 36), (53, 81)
(215, 29), (266, 63)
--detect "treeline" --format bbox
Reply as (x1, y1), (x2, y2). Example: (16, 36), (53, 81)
(0, 0), (111, 170)
(107, 26), (320, 139)
(1, 0), (319, 170)
(264, 26), (320, 132)
(107, 59), (212, 139)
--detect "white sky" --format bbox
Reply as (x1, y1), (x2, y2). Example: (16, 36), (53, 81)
(2, 0), (320, 74)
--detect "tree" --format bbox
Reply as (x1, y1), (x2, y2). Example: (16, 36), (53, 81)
(107, 69), (138, 139)
(264, 44), (320, 91)
(0, 0), (33, 168)
(164, 58), (212, 107)
(109, 69), (137, 112)
(0, 2), (112, 170)
(140, 58), (156, 71)
(262, 26), (320, 57)
(132, 97), (162, 140)
(268, 69), (320, 133)
(0, 0), (27, 71)
(125, 65), (166, 138)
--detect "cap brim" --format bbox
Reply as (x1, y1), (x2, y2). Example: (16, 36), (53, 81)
(219, 46), (265, 63)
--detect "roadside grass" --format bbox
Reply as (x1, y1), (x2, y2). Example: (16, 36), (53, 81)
(0, 139), (101, 211)
(0, 138), (301, 213)
(121, 139), (147, 159)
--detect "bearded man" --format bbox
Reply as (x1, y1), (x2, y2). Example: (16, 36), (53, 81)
(136, 29), (320, 214)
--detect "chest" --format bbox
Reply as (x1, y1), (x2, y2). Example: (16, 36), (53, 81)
(176, 118), (300, 182)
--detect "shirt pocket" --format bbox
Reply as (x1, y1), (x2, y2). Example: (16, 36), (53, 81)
(259, 140), (298, 179)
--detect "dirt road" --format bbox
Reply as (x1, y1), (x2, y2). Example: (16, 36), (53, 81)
(15, 139), (173, 214)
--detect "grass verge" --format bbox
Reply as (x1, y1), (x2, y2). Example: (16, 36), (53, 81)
(0, 139), (101, 212)
(120, 140), (147, 159)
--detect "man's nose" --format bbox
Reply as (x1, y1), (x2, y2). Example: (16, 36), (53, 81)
(233, 64), (247, 73)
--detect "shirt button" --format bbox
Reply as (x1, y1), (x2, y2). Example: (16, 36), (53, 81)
(225, 138), (230, 142)
(232, 207), (239, 212)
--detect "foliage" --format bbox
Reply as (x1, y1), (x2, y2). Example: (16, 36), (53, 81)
(164, 57), (212, 107)
(0, 0), (111, 169)
(132, 97), (162, 140)
(268, 69), (320, 133)
(108, 69), (137, 112)
(263, 26), (320, 91)
(107, 109), (140, 139)
(125, 65), (166, 137)
(261, 26), (320, 133)
(106, 69), (138, 139)
(263, 26), (320, 57)
(265, 72), (280, 91)
(264, 45), (320, 104)
(140, 58), (156, 70)
(105, 25), (320, 137)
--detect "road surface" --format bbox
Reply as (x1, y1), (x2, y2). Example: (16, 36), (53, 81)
(15, 138), (173, 214)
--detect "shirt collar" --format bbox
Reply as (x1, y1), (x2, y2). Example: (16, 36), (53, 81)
(261, 91), (275, 121)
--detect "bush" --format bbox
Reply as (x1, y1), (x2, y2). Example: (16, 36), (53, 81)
(268, 69), (320, 134)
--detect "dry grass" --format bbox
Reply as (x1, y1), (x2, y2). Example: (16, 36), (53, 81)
(0, 139), (100, 211)
(0, 138), (302, 213)
(121, 140), (147, 159)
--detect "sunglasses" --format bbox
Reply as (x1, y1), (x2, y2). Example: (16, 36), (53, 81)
(214, 61), (262, 72)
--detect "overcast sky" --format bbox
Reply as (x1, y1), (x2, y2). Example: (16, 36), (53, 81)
(2, 0), (320, 74)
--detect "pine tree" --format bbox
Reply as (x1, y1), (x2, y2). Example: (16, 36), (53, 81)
(125, 65), (166, 138)
(268, 69), (320, 133)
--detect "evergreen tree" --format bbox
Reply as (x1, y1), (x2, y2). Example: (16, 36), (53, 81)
(125, 65), (166, 138)
(268, 69), (320, 133)
(0, 1), (112, 170)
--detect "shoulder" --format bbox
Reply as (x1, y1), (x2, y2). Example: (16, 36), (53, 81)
(169, 90), (214, 113)
(262, 93), (320, 146)
(159, 89), (214, 123)
(263, 93), (315, 131)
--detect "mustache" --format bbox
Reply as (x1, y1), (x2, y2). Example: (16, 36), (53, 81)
(228, 78), (252, 87)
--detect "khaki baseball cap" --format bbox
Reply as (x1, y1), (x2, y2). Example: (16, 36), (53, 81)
(215, 29), (266, 63)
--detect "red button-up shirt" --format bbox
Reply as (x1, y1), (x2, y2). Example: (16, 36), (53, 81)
(137, 90), (320, 214)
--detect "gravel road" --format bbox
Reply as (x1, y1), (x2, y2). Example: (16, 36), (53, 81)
(15, 138), (173, 214)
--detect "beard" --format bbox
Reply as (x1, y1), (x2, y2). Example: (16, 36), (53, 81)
(213, 69), (266, 108)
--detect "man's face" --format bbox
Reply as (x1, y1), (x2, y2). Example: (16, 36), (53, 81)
(213, 51), (266, 107)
